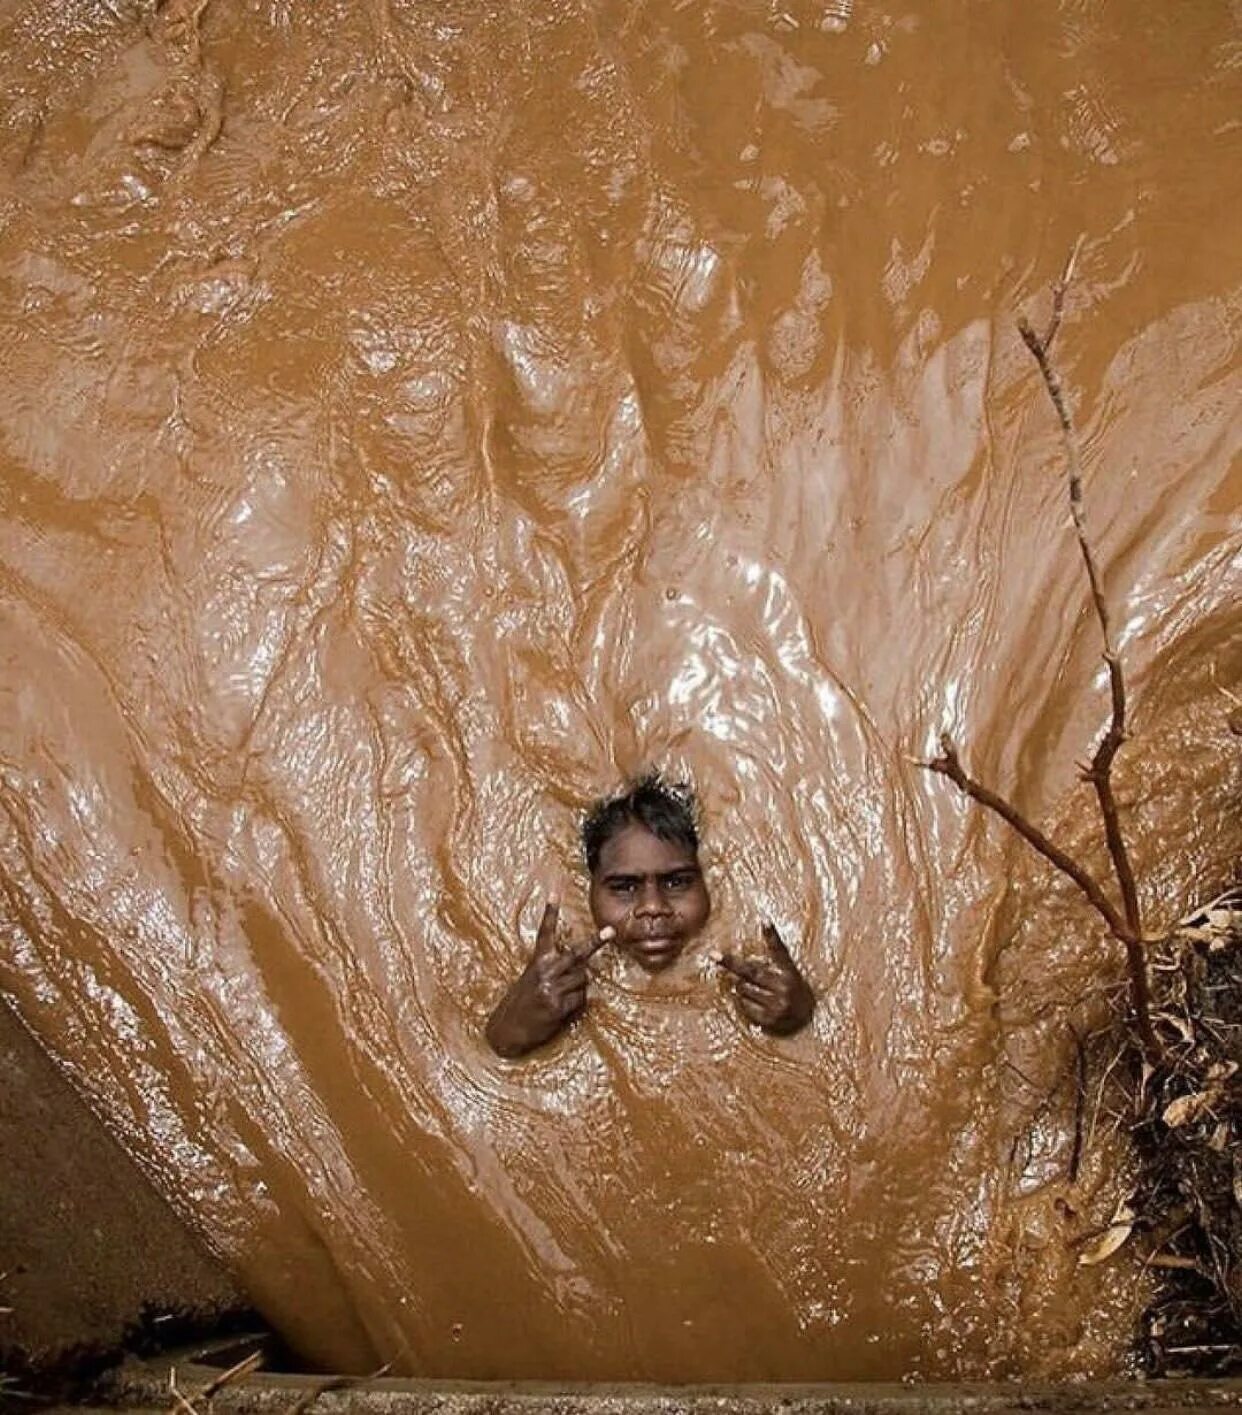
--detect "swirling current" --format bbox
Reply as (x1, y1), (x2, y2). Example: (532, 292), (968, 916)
(0, 0), (1239, 1383)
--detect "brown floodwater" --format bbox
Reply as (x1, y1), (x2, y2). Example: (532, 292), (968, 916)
(0, 0), (1239, 1385)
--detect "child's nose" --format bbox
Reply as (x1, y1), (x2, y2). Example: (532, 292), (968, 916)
(635, 881), (671, 915)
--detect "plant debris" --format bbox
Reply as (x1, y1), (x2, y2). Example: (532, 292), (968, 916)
(1135, 887), (1241, 1377)
(924, 250), (1241, 1378)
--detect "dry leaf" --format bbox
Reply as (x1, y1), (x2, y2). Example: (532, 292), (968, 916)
(1154, 1011), (1195, 1046)
(1161, 1091), (1214, 1128)
(1079, 1201), (1135, 1267)
(1176, 887), (1242, 949)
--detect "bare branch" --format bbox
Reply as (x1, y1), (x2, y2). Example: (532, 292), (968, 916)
(923, 735), (1158, 1057)
(925, 734), (1130, 939)
(1017, 246), (1143, 941)
(201, 1348), (263, 1398)
(923, 242), (1161, 1060)
(167, 1371), (201, 1415)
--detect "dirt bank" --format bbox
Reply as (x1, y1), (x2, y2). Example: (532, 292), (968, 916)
(0, 998), (249, 1393)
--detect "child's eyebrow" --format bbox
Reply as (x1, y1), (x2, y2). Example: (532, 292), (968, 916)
(602, 865), (701, 884)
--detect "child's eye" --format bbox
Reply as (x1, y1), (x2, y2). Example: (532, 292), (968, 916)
(666, 875), (692, 891)
(610, 881), (637, 896)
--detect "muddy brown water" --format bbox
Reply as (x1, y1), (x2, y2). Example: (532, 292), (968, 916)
(0, 0), (1239, 1388)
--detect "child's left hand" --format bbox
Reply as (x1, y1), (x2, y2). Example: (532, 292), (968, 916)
(718, 923), (815, 1036)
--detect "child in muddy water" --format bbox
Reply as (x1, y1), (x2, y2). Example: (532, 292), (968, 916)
(484, 774), (815, 1058)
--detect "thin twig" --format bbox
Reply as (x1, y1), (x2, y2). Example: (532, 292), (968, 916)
(1209, 663), (1242, 709)
(287, 1353), (399, 1415)
(925, 735), (1126, 935)
(923, 733), (1157, 1055)
(1000, 1054), (1044, 1091)
(202, 1348), (263, 1397)
(1016, 242), (1142, 942)
(166, 1346), (261, 1415)
(167, 1370), (201, 1415)
(1039, 234), (1083, 355)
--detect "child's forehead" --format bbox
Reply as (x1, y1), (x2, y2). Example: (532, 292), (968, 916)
(595, 821), (700, 875)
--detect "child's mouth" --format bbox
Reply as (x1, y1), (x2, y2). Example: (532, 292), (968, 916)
(628, 933), (682, 968)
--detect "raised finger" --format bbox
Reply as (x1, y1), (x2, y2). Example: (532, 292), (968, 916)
(568, 925), (615, 963)
(550, 927), (615, 978)
(534, 897), (561, 955)
(762, 922), (793, 964)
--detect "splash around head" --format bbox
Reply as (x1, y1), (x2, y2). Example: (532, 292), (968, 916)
(583, 773), (712, 972)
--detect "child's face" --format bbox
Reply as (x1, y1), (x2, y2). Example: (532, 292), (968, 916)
(588, 822), (712, 972)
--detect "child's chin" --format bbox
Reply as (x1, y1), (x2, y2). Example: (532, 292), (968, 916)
(628, 945), (682, 973)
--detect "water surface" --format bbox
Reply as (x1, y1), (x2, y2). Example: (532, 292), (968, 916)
(0, 0), (1239, 1382)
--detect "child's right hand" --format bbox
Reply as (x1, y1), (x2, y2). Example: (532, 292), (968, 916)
(484, 899), (613, 1058)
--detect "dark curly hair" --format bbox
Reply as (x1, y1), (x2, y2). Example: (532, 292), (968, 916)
(581, 772), (700, 874)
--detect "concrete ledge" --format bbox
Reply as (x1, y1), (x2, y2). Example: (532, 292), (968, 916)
(102, 1337), (1242, 1415)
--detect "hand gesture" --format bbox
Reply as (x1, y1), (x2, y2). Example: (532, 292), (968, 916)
(485, 898), (614, 1059)
(718, 923), (815, 1037)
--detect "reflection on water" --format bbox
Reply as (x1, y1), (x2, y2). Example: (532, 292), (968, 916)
(0, 0), (1239, 1382)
